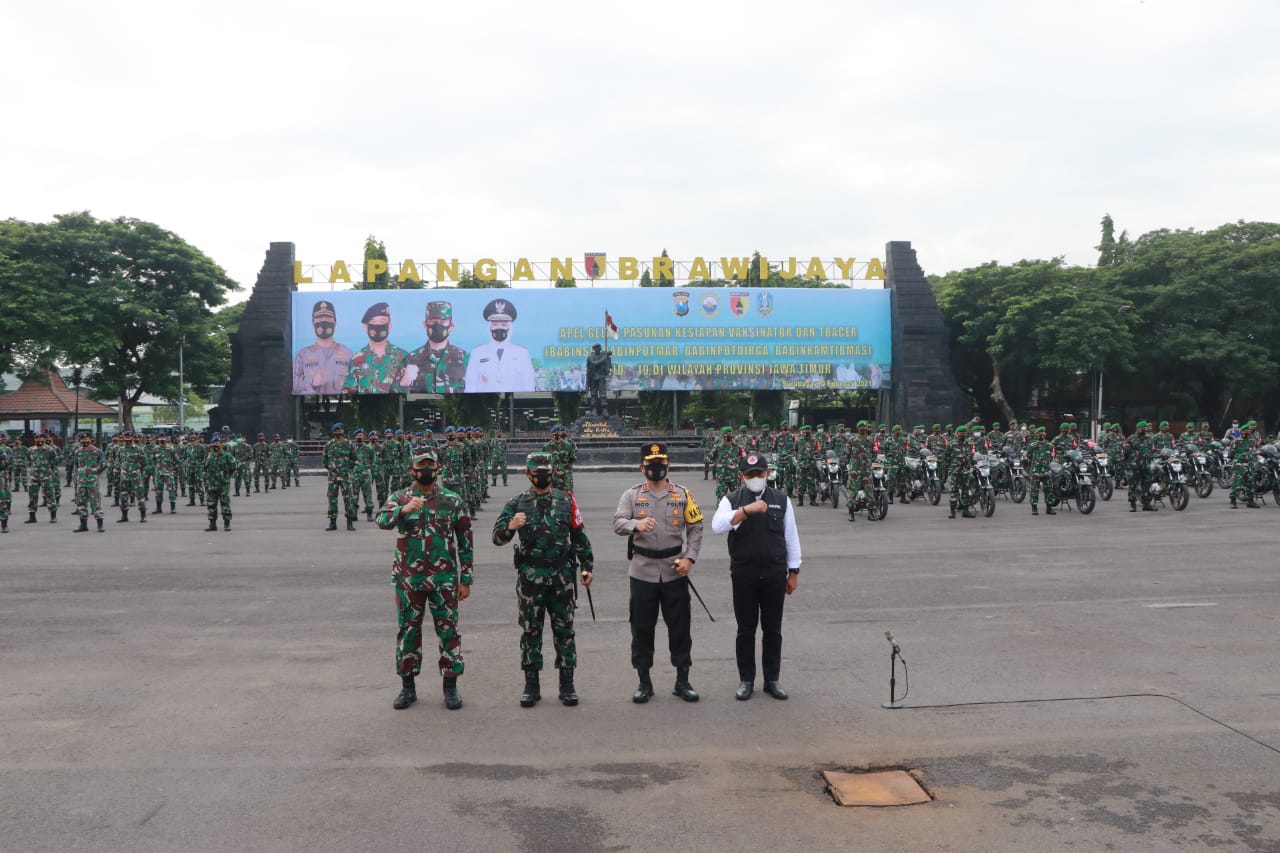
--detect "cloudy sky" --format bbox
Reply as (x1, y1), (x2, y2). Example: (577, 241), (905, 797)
(4, 1), (1277, 296)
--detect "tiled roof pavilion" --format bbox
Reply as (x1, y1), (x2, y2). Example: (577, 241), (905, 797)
(0, 371), (117, 419)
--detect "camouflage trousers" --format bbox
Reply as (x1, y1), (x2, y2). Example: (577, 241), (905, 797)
(396, 581), (464, 678)
(715, 469), (738, 502)
(233, 463), (251, 494)
(1230, 465), (1256, 502)
(0, 486), (10, 521)
(28, 471), (61, 511)
(10, 465), (27, 491)
(285, 460), (299, 485)
(153, 471), (177, 506)
(796, 460), (816, 499)
(775, 455), (796, 494)
(1127, 467), (1151, 505)
(76, 480), (103, 520)
(490, 458), (508, 486)
(115, 476), (141, 509)
(1029, 472), (1051, 506)
(207, 488), (231, 523)
(946, 470), (973, 509)
(375, 472), (390, 508)
(327, 476), (357, 520)
(352, 472), (374, 513)
(517, 576), (577, 671)
(253, 463), (269, 491)
(187, 470), (205, 504)
(552, 472), (574, 494)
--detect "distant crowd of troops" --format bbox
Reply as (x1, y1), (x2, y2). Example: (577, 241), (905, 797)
(702, 419), (1276, 515)
(317, 423), (576, 530)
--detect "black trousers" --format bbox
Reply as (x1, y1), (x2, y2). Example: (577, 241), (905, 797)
(731, 572), (787, 682)
(629, 576), (692, 671)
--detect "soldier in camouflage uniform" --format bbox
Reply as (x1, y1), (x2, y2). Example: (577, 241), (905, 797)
(843, 421), (873, 521)
(1027, 427), (1056, 516)
(342, 301), (410, 394)
(712, 426), (742, 502)
(490, 430), (509, 487)
(352, 429), (377, 521)
(69, 434), (105, 532)
(1229, 421), (1261, 509)
(493, 452), (594, 708)
(543, 425), (577, 493)
(0, 441), (11, 533)
(374, 430), (395, 506)
(1151, 420), (1174, 453)
(439, 428), (468, 512)
(405, 301), (469, 393)
(231, 435), (253, 496)
(9, 438), (29, 493)
(285, 437), (300, 487)
(1126, 421), (1156, 511)
(734, 424), (756, 454)
(702, 429), (717, 481)
(252, 433), (270, 493)
(378, 448), (474, 711)
(25, 434), (61, 523)
(151, 434), (179, 514)
(203, 436), (236, 531)
(773, 423), (797, 496)
(795, 424), (818, 506)
(323, 423), (359, 531)
(946, 425), (976, 518)
(269, 434), (287, 489)
(116, 433), (148, 523)
(187, 433), (208, 507)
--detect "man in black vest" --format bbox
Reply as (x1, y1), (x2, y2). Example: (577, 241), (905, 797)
(711, 452), (802, 701)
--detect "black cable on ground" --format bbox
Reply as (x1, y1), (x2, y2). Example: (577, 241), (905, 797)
(901, 692), (1280, 756)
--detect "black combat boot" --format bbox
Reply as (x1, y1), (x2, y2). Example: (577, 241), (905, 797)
(673, 667), (700, 702)
(1230, 496), (1238, 508)
(1045, 506), (1056, 516)
(558, 667), (579, 706)
(798, 494), (805, 506)
(962, 507), (976, 518)
(118, 508), (129, 523)
(170, 502), (176, 514)
(75, 516), (89, 533)
(154, 501), (162, 514)
(632, 670), (655, 704)
(1129, 500), (1138, 512)
(393, 675), (417, 710)
(365, 508), (373, 522)
(948, 504), (956, 519)
(49, 508), (57, 523)
(223, 518), (230, 531)
(519, 669), (541, 707)
(1142, 502), (1157, 511)
(346, 517), (357, 531)
(442, 676), (462, 710)
(25, 511), (37, 524)
(1246, 499), (1262, 509)
(96, 517), (104, 532)
(1, 518), (7, 533)
(326, 518), (337, 531)
(205, 519), (217, 532)
(187, 495), (196, 507)
(139, 505), (146, 523)
(1031, 504), (1038, 515)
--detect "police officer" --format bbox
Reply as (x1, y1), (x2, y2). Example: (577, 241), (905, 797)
(612, 442), (705, 703)
(292, 300), (354, 394)
(711, 452), (802, 701)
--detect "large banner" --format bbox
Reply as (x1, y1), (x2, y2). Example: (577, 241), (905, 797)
(291, 288), (891, 395)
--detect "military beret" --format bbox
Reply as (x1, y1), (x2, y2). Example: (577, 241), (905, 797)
(800, 425), (812, 432)
(739, 452), (768, 473)
(312, 300), (336, 320)
(913, 425), (924, 431)
(1035, 427), (1047, 435)
(1136, 420), (1149, 428)
(353, 428), (364, 435)
(857, 420), (870, 427)
(1159, 420), (1169, 427)
(331, 422), (345, 432)
(552, 425), (566, 433)
(878, 424), (886, 430)
(992, 422), (1001, 428)
(384, 428), (394, 435)
(209, 435), (222, 443)
(956, 425), (968, 433)
(425, 301), (453, 321)
(932, 424), (941, 430)
(739, 424), (749, 430)
(892, 424), (902, 431)
(361, 302), (390, 323)
(395, 429), (404, 435)
(257, 433), (265, 439)
(642, 442), (668, 462)
(412, 450), (438, 466)
(759, 423), (770, 429)
(526, 452), (553, 471)
(444, 426), (455, 433)
(483, 298), (517, 322)
(816, 425), (826, 432)
(945, 424), (954, 430)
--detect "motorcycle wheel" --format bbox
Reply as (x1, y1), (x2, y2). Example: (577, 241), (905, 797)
(1170, 483), (1189, 511)
(1076, 485), (1096, 515)
(981, 488), (995, 517)
(1214, 469), (1231, 490)
(1010, 477), (1027, 504)
(1046, 492), (1060, 508)
(927, 480), (941, 506)
(874, 490), (889, 521)
(1194, 473), (1213, 499)
(831, 485), (840, 510)
(1098, 476), (1114, 502)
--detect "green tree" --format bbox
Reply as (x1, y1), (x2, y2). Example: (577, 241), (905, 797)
(456, 269), (510, 289)
(1097, 214), (1117, 267)
(656, 249), (674, 287)
(639, 269), (653, 288)
(554, 277), (577, 288)
(359, 235), (390, 289)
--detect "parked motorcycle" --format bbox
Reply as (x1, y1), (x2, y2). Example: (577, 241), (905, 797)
(957, 453), (996, 517)
(1147, 448), (1190, 511)
(992, 446), (1028, 503)
(1045, 449), (1097, 514)
(1181, 442), (1214, 499)
(814, 449), (843, 508)
(847, 455), (891, 521)
(1085, 443), (1115, 501)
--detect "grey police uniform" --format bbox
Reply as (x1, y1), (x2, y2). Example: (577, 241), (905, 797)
(612, 479), (704, 676)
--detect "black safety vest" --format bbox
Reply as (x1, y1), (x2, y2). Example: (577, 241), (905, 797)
(726, 485), (788, 577)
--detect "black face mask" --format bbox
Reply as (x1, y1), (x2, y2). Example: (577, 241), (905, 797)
(490, 328), (509, 342)
(367, 324), (389, 342)
(314, 323), (335, 340)
(413, 468), (437, 485)
(427, 324), (450, 343)
(530, 472), (552, 489)
(643, 465), (668, 483)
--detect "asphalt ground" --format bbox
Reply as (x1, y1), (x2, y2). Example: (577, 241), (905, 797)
(2, 473), (1278, 852)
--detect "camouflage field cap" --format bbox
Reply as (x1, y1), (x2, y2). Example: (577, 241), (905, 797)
(526, 452), (554, 472)
(411, 450), (438, 466)
(425, 301), (453, 321)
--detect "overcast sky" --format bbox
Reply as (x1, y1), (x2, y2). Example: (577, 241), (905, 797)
(4, 1), (1277, 297)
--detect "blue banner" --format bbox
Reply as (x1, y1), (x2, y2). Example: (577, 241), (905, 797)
(291, 288), (891, 395)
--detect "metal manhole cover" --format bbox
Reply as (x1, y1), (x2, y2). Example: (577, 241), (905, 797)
(822, 769), (932, 807)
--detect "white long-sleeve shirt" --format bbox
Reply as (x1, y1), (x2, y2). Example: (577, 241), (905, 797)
(711, 490), (802, 572)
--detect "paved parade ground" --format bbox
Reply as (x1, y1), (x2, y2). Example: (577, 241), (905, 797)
(3, 472), (1279, 852)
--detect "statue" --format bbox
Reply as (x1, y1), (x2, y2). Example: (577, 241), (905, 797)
(585, 343), (613, 416)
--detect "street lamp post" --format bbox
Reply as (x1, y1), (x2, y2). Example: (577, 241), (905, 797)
(165, 311), (185, 433)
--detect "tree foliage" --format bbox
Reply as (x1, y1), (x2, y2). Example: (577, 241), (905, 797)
(0, 212), (239, 429)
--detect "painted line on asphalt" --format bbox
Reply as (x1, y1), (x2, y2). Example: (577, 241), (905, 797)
(1145, 602), (1218, 609)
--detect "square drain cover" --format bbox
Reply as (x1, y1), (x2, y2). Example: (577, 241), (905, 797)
(822, 770), (931, 807)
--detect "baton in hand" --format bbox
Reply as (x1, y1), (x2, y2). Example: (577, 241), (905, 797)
(686, 576), (716, 622)
(582, 571), (596, 621)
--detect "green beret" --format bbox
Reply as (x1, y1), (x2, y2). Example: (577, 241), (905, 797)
(955, 425), (968, 433)
(739, 424), (748, 430)
(992, 422), (1001, 428)
(816, 425), (826, 432)
(1159, 420), (1169, 427)
(1136, 420), (1149, 428)
(800, 424), (812, 432)
(945, 424), (954, 430)
(913, 425), (924, 431)
(1035, 427), (1047, 435)
(892, 424), (902, 431)
(759, 423), (770, 429)
(932, 424), (941, 430)
(721, 426), (733, 434)
(857, 420), (869, 427)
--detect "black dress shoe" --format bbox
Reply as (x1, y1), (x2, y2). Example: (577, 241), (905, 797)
(672, 681), (700, 702)
(763, 680), (789, 700)
(632, 683), (655, 704)
(735, 681), (753, 701)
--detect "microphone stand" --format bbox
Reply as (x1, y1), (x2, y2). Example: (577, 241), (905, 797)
(882, 631), (905, 709)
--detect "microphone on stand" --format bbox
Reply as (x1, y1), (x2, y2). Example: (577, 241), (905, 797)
(882, 630), (906, 709)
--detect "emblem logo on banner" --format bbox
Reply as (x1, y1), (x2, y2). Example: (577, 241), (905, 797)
(699, 292), (719, 317)
(584, 252), (606, 280)
(756, 291), (774, 317)
(730, 292), (750, 317)
(673, 291), (690, 317)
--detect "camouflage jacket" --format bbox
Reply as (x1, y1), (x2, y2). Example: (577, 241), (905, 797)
(492, 487), (594, 583)
(203, 450), (235, 490)
(323, 439), (356, 479)
(377, 485), (474, 590)
(343, 342), (409, 393)
(73, 445), (105, 482)
(406, 343), (468, 393)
